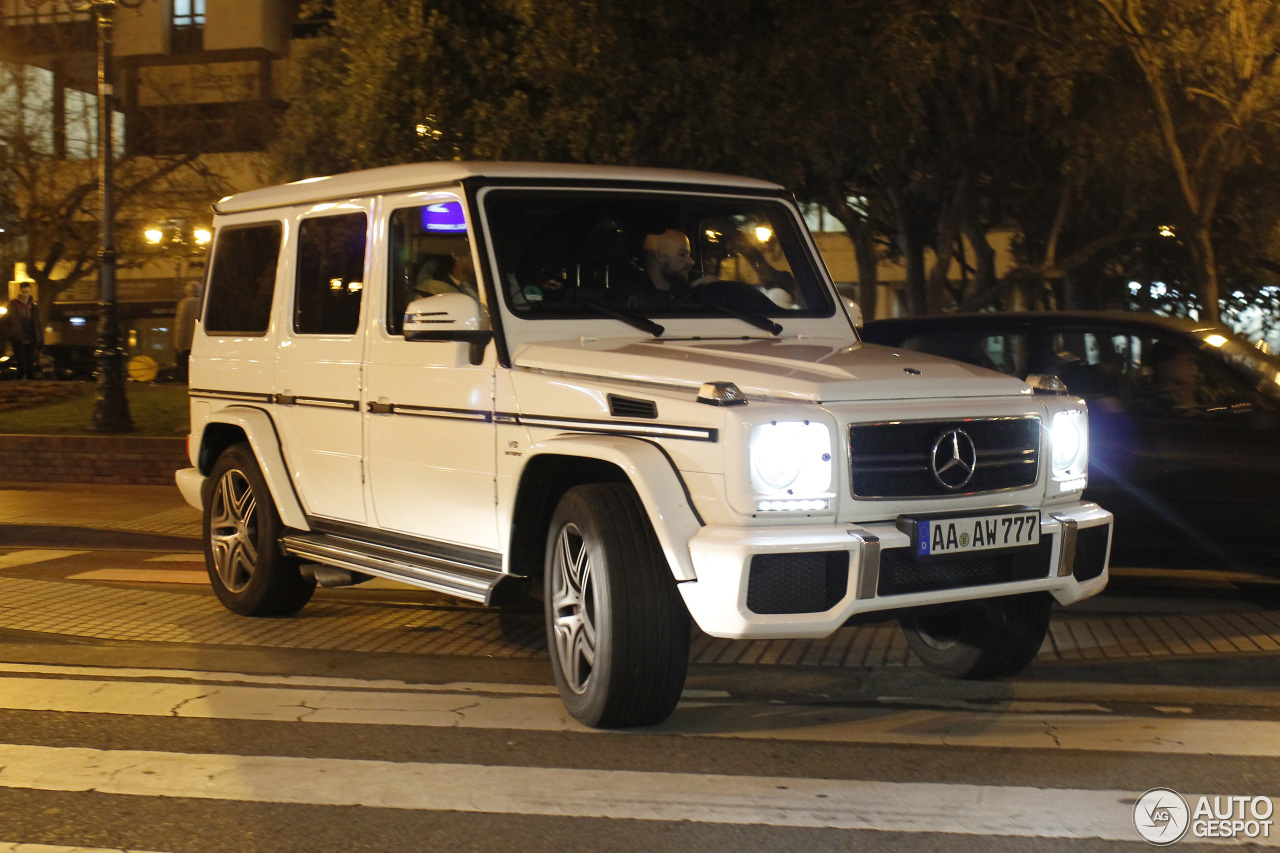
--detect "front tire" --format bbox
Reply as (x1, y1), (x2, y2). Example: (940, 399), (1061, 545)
(900, 592), (1052, 679)
(203, 443), (315, 616)
(544, 483), (690, 728)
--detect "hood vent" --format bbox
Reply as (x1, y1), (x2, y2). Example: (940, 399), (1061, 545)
(608, 394), (658, 419)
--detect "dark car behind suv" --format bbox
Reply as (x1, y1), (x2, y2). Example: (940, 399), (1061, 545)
(862, 311), (1280, 573)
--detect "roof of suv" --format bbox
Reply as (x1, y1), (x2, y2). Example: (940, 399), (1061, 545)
(214, 161), (786, 215)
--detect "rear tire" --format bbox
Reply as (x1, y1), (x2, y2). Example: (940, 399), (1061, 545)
(203, 443), (315, 616)
(900, 592), (1052, 679)
(544, 483), (690, 728)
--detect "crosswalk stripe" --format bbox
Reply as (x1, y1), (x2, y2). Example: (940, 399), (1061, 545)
(2, 667), (1280, 756)
(0, 551), (86, 569)
(65, 569), (208, 584)
(5, 742), (1263, 843)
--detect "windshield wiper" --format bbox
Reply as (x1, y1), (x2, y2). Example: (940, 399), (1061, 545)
(693, 290), (783, 336)
(578, 296), (665, 337)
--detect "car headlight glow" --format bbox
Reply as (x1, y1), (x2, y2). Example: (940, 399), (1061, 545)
(749, 420), (833, 510)
(1050, 409), (1088, 485)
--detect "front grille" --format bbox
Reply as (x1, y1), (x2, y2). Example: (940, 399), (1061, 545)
(1072, 525), (1110, 581)
(877, 536), (1054, 596)
(849, 417), (1039, 498)
(746, 551), (849, 614)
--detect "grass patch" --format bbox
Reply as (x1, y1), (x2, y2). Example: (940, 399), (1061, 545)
(0, 382), (190, 436)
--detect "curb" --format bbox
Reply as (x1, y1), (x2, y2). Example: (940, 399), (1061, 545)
(0, 434), (187, 486)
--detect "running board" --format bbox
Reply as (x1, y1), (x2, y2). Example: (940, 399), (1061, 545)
(280, 532), (526, 606)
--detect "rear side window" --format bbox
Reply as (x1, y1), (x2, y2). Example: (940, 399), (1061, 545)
(294, 212), (367, 335)
(203, 222), (282, 335)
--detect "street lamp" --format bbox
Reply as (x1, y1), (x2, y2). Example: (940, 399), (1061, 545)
(30, 0), (144, 429)
(81, 0), (144, 432)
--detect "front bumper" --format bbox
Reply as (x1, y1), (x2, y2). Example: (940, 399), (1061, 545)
(678, 501), (1112, 639)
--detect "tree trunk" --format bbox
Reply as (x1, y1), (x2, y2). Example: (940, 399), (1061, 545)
(925, 178), (968, 314)
(888, 188), (927, 316)
(1189, 222), (1221, 324)
(854, 224), (879, 322)
(963, 215), (997, 305)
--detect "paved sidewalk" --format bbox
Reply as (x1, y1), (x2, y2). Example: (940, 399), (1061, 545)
(0, 481), (200, 540)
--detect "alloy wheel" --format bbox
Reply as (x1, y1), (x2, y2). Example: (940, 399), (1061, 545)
(550, 522), (596, 695)
(208, 468), (258, 593)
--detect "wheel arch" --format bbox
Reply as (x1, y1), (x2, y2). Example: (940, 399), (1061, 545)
(197, 406), (309, 530)
(509, 436), (703, 583)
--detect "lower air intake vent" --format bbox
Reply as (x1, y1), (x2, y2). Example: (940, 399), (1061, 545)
(608, 394), (658, 419)
(1072, 525), (1110, 581)
(877, 537), (1054, 596)
(746, 551), (849, 614)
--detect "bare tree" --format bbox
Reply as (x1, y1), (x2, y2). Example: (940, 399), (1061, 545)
(0, 60), (231, 309)
(1094, 0), (1280, 324)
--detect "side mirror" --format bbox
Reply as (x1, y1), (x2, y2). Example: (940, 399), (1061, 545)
(403, 293), (492, 365)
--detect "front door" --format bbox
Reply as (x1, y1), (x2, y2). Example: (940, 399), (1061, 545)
(363, 191), (500, 552)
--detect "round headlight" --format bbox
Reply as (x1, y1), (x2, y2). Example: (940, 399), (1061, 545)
(752, 434), (803, 490)
(1051, 411), (1086, 472)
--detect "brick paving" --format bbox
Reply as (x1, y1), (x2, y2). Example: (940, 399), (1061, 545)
(0, 482), (1277, 667)
(0, 572), (1277, 668)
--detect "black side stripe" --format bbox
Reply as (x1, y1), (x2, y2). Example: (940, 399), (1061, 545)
(365, 402), (493, 422)
(190, 388), (275, 403)
(197, 390), (717, 442)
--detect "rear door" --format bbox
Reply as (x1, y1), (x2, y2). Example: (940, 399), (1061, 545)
(273, 205), (372, 523)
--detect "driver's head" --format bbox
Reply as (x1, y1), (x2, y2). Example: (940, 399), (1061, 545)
(450, 244), (475, 283)
(643, 229), (694, 291)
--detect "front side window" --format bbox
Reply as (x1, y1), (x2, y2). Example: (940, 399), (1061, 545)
(203, 222), (281, 335)
(482, 190), (834, 320)
(387, 199), (480, 335)
(294, 212), (367, 335)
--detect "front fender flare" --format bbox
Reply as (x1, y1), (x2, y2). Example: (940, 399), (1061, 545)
(524, 434), (703, 581)
(199, 406), (309, 531)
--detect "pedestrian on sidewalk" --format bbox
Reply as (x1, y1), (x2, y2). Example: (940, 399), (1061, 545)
(6, 283), (44, 380)
(173, 280), (201, 382)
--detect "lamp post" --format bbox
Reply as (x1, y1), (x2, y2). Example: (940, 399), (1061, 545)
(79, 0), (142, 432)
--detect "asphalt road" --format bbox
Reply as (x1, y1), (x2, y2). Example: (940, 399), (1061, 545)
(0, 545), (1277, 852)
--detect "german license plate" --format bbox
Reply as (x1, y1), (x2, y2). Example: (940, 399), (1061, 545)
(911, 511), (1040, 556)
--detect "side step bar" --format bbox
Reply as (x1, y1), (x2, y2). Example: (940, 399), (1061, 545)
(281, 532), (526, 606)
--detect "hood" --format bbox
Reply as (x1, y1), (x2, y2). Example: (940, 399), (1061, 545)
(512, 336), (1030, 402)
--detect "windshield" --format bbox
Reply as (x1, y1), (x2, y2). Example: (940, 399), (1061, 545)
(482, 189), (835, 322)
(1205, 329), (1280, 401)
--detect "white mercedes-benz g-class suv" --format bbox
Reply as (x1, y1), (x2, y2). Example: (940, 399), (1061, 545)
(178, 162), (1112, 728)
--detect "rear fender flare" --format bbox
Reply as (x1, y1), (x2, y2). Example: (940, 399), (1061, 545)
(198, 406), (309, 531)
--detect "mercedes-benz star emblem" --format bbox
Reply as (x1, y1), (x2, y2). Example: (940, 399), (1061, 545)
(930, 429), (977, 490)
